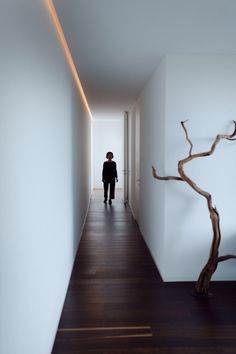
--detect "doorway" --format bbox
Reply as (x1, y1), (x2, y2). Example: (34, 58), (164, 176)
(92, 108), (140, 216)
(92, 117), (124, 199)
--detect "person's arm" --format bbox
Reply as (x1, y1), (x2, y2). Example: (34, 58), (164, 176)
(102, 162), (105, 182)
(114, 162), (118, 181)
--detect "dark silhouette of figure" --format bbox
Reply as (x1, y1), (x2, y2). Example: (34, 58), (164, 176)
(102, 151), (118, 205)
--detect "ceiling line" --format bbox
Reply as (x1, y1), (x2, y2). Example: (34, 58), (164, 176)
(44, 0), (93, 120)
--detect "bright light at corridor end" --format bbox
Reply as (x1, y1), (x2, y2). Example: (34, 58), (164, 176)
(44, 0), (93, 120)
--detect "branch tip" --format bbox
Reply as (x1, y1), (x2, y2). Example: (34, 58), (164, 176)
(230, 120), (236, 138)
(217, 254), (236, 263)
(181, 119), (193, 155)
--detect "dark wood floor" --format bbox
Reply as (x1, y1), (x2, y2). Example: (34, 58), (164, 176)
(52, 190), (236, 354)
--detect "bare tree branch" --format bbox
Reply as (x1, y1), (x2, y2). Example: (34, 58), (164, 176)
(217, 255), (236, 263)
(152, 120), (236, 296)
(228, 120), (236, 139)
(178, 121), (236, 201)
(181, 120), (193, 156)
(152, 166), (183, 182)
(181, 121), (236, 162)
(177, 121), (236, 295)
(192, 120), (236, 159)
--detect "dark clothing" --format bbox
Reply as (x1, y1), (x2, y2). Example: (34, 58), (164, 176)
(102, 161), (117, 182)
(103, 180), (115, 200)
(102, 161), (117, 200)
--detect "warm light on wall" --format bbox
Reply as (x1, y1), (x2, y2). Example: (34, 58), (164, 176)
(44, 0), (93, 120)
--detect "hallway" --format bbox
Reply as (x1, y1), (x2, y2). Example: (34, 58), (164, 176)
(2, 2), (236, 353)
(52, 191), (236, 354)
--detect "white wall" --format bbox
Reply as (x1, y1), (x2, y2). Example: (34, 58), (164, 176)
(0, 1), (91, 354)
(135, 59), (167, 273)
(93, 118), (124, 189)
(164, 55), (236, 280)
(135, 55), (236, 281)
(128, 103), (140, 221)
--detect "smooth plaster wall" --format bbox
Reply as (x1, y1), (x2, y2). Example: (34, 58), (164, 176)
(93, 118), (124, 189)
(128, 103), (140, 221)
(136, 55), (236, 282)
(164, 55), (236, 281)
(138, 59), (166, 273)
(0, 1), (91, 353)
(128, 105), (137, 217)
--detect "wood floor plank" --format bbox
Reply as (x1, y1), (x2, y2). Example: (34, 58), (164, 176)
(52, 190), (236, 353)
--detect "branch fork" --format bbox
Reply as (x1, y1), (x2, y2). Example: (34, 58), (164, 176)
(152, 120), (236, 296)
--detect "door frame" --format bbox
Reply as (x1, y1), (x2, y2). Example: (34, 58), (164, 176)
(123, 111), (129, 205)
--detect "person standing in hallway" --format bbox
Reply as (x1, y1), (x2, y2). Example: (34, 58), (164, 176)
(102, 151), (118, 205)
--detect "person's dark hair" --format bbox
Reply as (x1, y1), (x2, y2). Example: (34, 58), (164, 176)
(106, 151), (113, 158)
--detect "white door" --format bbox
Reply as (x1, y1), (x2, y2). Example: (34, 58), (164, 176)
(134, 106), (140, 220)
(123, 111), (129, 204)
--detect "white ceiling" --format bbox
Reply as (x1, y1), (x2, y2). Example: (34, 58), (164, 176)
(54, 0), (236, 118)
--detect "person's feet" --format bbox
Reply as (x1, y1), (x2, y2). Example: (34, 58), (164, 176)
(104, 199), (107, 203)
(108, 199), (112, 205)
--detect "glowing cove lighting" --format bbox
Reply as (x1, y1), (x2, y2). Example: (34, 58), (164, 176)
(44, 0), (93, 120)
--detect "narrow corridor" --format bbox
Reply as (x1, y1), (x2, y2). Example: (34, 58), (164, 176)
(52, 190), (236, 354)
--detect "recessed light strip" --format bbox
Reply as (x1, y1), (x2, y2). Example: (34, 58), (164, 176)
(44, 0), (93, 120)
(58, 325), (152, 332)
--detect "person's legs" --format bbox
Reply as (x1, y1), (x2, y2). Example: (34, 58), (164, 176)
(103, 181), (108, 202)
(109, 180), (115, 200)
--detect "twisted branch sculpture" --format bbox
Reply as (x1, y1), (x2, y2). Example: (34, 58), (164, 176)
(152, 120), (236, 297)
